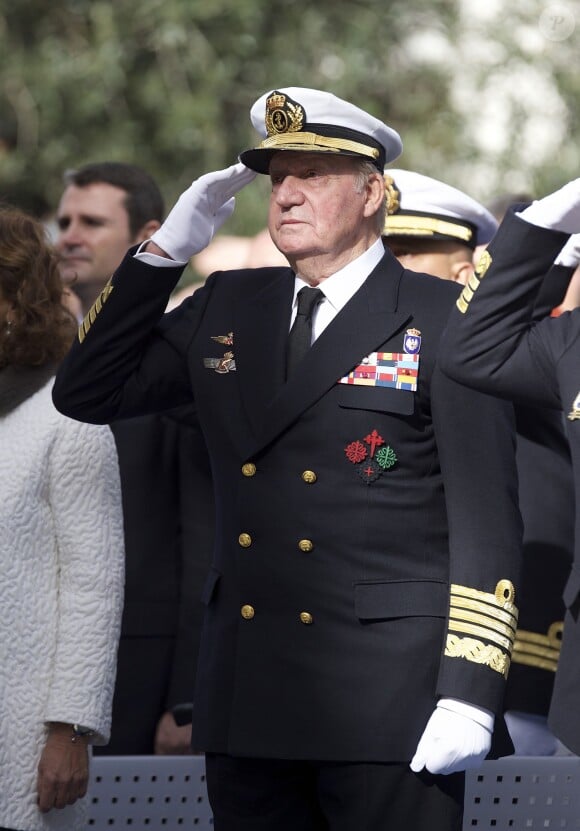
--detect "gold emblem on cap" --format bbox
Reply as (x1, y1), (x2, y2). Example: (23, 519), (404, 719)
(265, 90), (304, 136)
(383, 175), (400, 215)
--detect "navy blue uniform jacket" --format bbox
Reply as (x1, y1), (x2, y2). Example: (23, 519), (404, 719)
(53, 245), (521, 762)
(439, 211), (580, 753)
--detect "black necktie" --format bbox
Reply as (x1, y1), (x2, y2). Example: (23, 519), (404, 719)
(286, 287), (324, 377)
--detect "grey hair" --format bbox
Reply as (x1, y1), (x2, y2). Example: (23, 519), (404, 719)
(353, 159), (387, 234)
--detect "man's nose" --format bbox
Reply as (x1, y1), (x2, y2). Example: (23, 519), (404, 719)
(56, 221), (82, 249)
(274, 176), (305, 206)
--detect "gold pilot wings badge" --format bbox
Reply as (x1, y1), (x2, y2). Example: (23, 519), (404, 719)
(204, 333), (236, 373)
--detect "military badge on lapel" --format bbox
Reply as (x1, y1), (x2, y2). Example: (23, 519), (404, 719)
(403, 327), (421, 354)
(344, 429), (397, 484)
(338, 329), (421, 391)
(203, 332), (237, 373)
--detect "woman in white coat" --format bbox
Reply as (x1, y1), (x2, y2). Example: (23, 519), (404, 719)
(0, 206), (125, 831)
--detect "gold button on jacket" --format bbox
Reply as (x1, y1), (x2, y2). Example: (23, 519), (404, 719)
(242, 462), (256, 477)
(300, 612), (313, 625)
(301, 470), (317, 484)
(298, 539), (314, 552)
(238, 533), (252, 548)
(241, 605), (255, 620)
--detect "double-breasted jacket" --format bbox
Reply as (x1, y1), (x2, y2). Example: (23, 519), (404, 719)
(53, 245), (522, 761)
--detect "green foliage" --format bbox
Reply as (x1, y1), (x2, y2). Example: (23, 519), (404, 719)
(0, 0), (578, 222)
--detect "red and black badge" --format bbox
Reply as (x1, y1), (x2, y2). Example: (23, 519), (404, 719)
(344, 429), (397, 484)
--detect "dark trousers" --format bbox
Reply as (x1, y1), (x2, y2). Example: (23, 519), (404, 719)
(205, 753), (464, 831)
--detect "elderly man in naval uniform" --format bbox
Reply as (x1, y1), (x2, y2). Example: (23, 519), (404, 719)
(53, 87), (522, 831)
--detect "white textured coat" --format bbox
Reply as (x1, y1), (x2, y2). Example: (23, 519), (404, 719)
(0, 379), (124, 831)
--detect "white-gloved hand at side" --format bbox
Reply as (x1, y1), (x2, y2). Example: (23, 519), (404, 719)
(555, 233), (580, 267)
(410, 698), (494, 775)
(150, 162), (257, 262)
(518, 179), (580, 235)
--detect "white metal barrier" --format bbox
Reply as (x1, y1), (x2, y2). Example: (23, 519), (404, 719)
(463, 755), (580, 829)
(88, 753), (580, 829)
(87, 754), (213, 828)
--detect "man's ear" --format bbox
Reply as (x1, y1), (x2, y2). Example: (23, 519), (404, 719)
(363, 172), (386, 218)
(450, 260), (474, 287)
(135, 219), (162, 243)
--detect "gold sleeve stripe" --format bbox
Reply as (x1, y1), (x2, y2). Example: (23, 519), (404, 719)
(448, 619), (513, 652)
(456, 294), (469, 314)
(515, 622), (563, 648)
(260, 131), (380, 160)
(456, 288), (472, 313)
(445, 634), (510, 678)
(511, 622), (563, 672)
(450, 595), (518, 631)
(514, 639), (560, 658)
(78, 283), (114, 344)
(456, 250), (492, 313)
(446, 581), (518, 673)
(467, 272), (481, 292)
(511, 651), (558, 673)
(450, 581), (518, 617)
(449, 608), (517, 642)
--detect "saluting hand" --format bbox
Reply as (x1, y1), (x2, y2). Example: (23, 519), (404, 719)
(150, 162), (257, 262)
(520, 178), (580, 235)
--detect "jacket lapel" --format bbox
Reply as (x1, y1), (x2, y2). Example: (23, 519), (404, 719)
(233, 267), (295, 437)
(245, 253), (411, 457)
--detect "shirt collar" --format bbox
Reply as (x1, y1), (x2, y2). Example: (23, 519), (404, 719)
(293, 238), (385, 313)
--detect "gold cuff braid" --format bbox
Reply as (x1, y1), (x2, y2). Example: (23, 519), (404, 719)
(445, 581), (518, 677)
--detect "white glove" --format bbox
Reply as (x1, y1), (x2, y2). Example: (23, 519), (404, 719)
(410, 698), (494, 775)
(150, 162), (257, 262)
(518, 178), (580, 234)
(555, 232), (580, 267)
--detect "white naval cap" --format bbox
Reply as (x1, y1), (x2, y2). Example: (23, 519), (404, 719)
(383, 169), (498, 249)
(239, 87), (403, 174)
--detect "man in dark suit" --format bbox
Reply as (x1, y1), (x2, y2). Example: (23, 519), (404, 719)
(437, 180), (580, 757)
(382, 169), (576, 755)
(53, 88), (522, 830)
(55, 162), (213, 754)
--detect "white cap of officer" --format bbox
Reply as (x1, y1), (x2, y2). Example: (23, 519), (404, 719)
(240, 87), (403, 174)
(383, 169), (498, 249)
